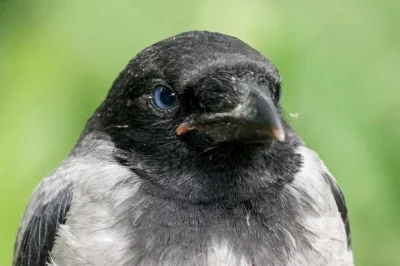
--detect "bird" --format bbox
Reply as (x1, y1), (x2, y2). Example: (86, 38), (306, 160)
(14, 31), (353, 266)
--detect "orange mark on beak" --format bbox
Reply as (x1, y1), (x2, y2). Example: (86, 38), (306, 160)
(176, 122), (195, 136)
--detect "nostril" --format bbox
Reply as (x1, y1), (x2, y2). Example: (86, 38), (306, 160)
(197, 76), (241, 113)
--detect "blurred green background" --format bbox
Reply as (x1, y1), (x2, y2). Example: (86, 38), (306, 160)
(1, 0), (399, 265)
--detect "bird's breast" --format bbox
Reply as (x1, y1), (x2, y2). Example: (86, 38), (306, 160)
(48, 145), (352, 265)
(49, 183), (350, 266)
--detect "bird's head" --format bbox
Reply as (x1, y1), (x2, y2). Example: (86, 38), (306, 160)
(89, 31), (301, 202)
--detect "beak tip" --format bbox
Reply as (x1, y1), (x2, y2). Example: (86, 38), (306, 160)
(272, 127), (286, 142)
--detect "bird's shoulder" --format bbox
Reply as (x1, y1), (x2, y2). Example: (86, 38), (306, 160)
(321, 167), (351, 247)
(14, 132), (123, 266)
(14, 169), (73, 266)
(286, 146), (352, 263)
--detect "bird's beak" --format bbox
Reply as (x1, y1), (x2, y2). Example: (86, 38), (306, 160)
(177, 89), (285, 144)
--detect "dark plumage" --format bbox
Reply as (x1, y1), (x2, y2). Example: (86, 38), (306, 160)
(15, 185), (72, 265)
(14, 31), (352, 266)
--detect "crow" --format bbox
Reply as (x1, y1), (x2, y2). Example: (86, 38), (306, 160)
(14, 31), (352, 266)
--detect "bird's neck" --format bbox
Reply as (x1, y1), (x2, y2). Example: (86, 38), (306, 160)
(128, 141), (302, 205)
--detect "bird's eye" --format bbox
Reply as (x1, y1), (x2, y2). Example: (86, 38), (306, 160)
(152, 85), (178, 110)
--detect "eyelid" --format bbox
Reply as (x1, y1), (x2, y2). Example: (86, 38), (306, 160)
(152, 83), (179, 95)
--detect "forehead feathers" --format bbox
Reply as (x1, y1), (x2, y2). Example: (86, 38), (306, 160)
(125, 31), (280, 91)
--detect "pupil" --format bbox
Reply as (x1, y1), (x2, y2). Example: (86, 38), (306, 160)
(160, 87), (175, 106)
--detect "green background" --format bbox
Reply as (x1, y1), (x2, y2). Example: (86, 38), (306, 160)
(1, 0), (399, 265)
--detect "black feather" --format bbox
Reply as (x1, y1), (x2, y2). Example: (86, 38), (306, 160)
(14, 184), (73, 266)
(322, 172), (351, 248)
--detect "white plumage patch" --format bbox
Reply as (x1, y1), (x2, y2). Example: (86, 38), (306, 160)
(48, 159), (140, 265)
(206, 240), (251, 266)
(35, 134), (141, 265)
(284, 146), (354, 266)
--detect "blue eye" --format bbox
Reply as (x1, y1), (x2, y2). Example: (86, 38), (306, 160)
(152, 85), (177, 110)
